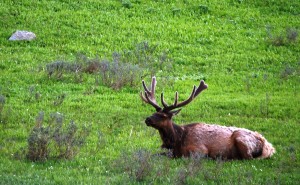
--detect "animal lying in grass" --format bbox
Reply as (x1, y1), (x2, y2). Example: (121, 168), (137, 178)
(140, 77), (275, 160)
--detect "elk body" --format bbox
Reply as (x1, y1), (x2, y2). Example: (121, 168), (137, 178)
(140, 77), (275, 160)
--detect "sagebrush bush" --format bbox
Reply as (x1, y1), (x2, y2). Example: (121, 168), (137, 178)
(53, 93), (66, 106)
(25, 112), (91, 162)
(266, 26), (298, 46)
(46, 60), (84, 83)
(113, 149), (153, 182)
(286, 28), (298, 42)
(98, 53), (143, 90)
(280, 65), (295, 78)
(175, 153), (204, 185)
(122, 0), (132, 8)
(198, 5), (209, 14)
(24, 85), (41, 103)
(26, 112), (50, 161)
(45, 42), (174, 90)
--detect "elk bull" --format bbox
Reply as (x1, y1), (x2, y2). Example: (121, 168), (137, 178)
(140, 77), (275, 160)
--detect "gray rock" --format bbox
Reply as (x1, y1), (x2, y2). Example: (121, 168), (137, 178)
(9, 30), (36, 41)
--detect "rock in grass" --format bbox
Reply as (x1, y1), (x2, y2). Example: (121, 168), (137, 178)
(9, 30), (36, 41)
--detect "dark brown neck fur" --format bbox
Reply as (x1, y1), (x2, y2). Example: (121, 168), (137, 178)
(158, 122), (184, 156)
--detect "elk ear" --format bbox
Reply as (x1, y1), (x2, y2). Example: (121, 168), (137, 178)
(169, 109), (182, 117)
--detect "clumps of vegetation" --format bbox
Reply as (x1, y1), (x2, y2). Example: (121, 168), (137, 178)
(26, 112), (50, 161)
(266, 26), (298, 46)
(53, 93), (66, 106)
(175, 155), (225, 184)
(121, 0), (132, 8)
(113, 149), (153, 182)
(24, 85), (41, 103)
(45, 42), (174, 90)
(174, 153), (205, 185)
(97, 54), (143, 90)
(46, 60), (84, 83)
(198, 5), (209, 14)
(280, 62), (300, 79)
(189, 4), (209, 16)
(172, 7), (181, 16)
(112, 150), (217, 183)
(23, 112), (91, 162)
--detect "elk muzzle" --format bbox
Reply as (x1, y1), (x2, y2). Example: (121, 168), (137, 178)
(145, 117), (153, 126)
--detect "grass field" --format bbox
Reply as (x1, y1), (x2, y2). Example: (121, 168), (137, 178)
(0, 0), (299, 184)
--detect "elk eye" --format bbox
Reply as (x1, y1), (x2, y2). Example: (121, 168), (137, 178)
(157, 114), (168, 119)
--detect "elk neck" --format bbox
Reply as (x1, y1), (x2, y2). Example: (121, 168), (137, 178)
(158, 121), (184, 150)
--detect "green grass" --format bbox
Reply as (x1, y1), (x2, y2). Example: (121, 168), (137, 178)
(0, 0), (299, 184)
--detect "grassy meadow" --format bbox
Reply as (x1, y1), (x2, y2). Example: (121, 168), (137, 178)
(0, 0), (299, 184)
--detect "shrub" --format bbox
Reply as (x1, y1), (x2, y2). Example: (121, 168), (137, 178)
(286, 27), (298, 42)
(175, 153), (204, 185)
(121, 0), (132, 8)
(25, 112), (91, 162)
(266, 26), (298, 46)
(172, 7), (181, 16)
(280, 65), (295, 78)
(98, 54), (143, 90)
(101, 42), (174, 90)
(45, 42), (174, 90)
(24, 85), (41, 103)
(53, 93), (66, 106)
(198, 5), (209, 14)
(26, 112), (50, 161)
(113, 149), (153, 182)
(46, 60), (84, 83)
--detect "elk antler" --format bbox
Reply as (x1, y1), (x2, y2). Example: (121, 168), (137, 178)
(161, 80), (208, 113)
(140, 77), (162, 111)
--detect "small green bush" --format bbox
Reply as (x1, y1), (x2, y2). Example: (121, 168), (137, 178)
(121, 0), (132, 8)
(286, 28), (298, 42)
(25, 112), (91, 162)
(24, 85), (41, 103)
(266, 26), (298, 46)
(198, 5), (209, 14)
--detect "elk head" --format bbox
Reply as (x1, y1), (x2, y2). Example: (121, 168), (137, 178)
(140, 77), (208, 129)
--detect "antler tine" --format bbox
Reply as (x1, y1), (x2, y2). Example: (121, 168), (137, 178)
(140, 80), (150, 103)
(174, 92), (178, 106)
(151, 76), (156, 95)
(162, 79), (208, 113)
(161, 91), (178, 108)
(161, 92), (169, 108)
(142, 80), (150, 94)
(173, 85), (197, 108)
(140, 91), (148, 102)
(144, 91), (162, 111)
(162, 85), (197, 112)
(140, 77), (162, 111)
(194, 80), (208, 97)
(141, 78), (207, 113)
